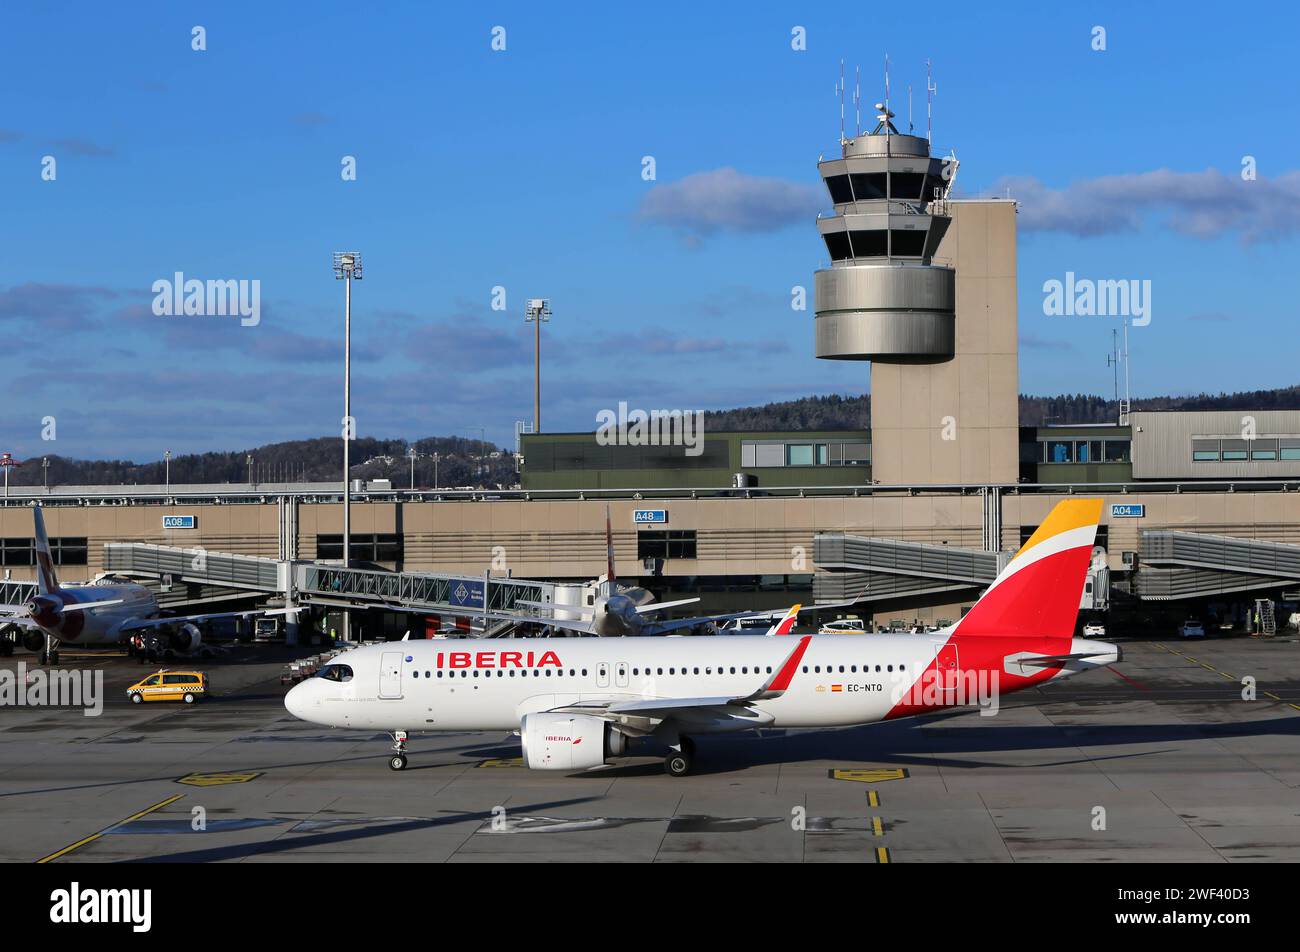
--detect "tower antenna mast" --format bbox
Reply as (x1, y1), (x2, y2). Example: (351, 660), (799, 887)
(854, 65), (861, 136)
(884, 53), (891, 116)
(926, 59), (937, 144)
(837, 59), (846, 146)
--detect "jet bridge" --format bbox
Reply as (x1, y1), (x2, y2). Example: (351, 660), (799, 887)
(103, 542), (554, 618)
(812, 533), (1007, 604)
(1134, 530), (1300, 600)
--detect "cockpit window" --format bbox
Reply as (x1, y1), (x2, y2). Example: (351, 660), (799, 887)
(316, 664), (353, 683)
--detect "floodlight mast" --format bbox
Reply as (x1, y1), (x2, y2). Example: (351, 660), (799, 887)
(525, 299), (551, 433)
(333, 251), (363, 642)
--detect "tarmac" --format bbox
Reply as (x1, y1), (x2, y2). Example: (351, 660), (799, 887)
(3, 634), (1299, 863)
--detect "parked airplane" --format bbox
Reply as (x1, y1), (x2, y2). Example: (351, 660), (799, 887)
(479, 507), (809, 636)
(287, 499), (1120, 776)
(0, 506), (292, 664)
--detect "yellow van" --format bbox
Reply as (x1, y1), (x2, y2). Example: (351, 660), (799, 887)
(127, 670), (207, 704)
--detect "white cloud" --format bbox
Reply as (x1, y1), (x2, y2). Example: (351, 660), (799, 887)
(996, 168), (1300, 241)
(639, 167), (821, 237)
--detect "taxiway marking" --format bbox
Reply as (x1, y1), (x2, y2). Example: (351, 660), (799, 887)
(35, 794), (185, 864)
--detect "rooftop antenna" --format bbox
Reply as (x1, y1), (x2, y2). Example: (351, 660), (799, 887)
(884, 52), (891, 116)
(1106, 328), (1119, 402)
(837, 59), (846, 146)
(908, 83), (914, 133)
(926, 59), (937, 144)
(854, 64), (861, 136)
(1119, 316), (1133, 425)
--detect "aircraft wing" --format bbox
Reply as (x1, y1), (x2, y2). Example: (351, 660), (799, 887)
(118, 607), (299, 633)
(0, 614), (40, 628)
(548, 635), (813, 725)
(641, 609), (786, 636)
(634, 597), (701, 614)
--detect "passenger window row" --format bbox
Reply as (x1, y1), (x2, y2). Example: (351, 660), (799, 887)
(407, 663), (902, 679)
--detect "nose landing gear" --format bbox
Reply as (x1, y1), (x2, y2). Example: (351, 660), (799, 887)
(388, 730), (409, 771)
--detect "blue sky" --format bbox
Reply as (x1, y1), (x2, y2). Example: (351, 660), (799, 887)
(2, 2), (1297, 460)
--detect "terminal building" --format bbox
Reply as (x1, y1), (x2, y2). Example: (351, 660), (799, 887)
(2, 100), (1299, 638)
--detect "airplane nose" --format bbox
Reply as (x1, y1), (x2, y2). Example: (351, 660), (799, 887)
(284, 681), (316, 721)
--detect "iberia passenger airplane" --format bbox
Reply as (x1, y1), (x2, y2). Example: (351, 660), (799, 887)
(285, 499), (1120, 776)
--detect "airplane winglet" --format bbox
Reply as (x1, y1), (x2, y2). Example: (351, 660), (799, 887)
(765, 603), (802, 636)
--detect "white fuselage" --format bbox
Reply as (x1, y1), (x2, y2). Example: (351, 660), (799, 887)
(284, 634), (1114, 734)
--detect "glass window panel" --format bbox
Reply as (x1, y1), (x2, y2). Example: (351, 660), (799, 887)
(786, 444), (814, 466)
(849, 172), (886, 200)
(848, 230), (887, 257)
(841, 442), (871, 464)
(754, 444), (784, 467)
(890, 172), (926, 200)
(823, 231), (851, 261)
(825, 174), (853, 204)
(1103, 439), (1130, 462)
(1047, 440), (1073, 463)
(890, 229), (927, 256)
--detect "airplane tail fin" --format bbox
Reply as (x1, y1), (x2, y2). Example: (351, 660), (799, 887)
(603, 505), (616, 597)
(766, 604), (802, 636)
(951, 498), (1102, 642)
(33, 506), (60, 596)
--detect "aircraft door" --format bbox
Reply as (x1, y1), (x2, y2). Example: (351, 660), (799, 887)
(597, 662), (610, 688)
(932, 644), (959, 699)
(379, 651), (404, 699)
(615, 661), (629, 688)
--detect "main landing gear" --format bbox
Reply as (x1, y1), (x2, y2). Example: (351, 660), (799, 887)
(665, 736), (695, 777)
(38, 635), (60, 666)
(388, 730), (409, 771)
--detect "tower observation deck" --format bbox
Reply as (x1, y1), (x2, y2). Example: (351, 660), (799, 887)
(814, 103), (957, 360)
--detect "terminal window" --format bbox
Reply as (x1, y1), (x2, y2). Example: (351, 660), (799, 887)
(637, 530), (697, 560)
(0, 536), (87, 567)
(317, 533), (403, 563)
(1039, 438), (1130, 464)
(1197, 436), (1300, 462)
(743, 440), (870, 468)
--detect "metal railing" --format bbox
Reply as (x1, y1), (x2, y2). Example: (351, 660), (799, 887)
(3, 478), (1300, 507)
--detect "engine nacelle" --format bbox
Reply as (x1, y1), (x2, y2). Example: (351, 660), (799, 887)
(520, 713), (628, 771)
(169, 623), (203, 652)
(22, 629), (46, 652)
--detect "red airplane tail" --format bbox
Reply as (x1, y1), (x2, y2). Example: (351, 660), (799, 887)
(951, 498), (1103, 643)
(32, 506), (60, 596)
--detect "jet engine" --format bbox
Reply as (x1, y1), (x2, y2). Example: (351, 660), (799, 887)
(22, 629), (46, 652)
(168, 623), (203, 653)
(520, 713), (628, 770)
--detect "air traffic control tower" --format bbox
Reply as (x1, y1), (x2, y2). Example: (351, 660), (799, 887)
(814, 99), (1019, 485)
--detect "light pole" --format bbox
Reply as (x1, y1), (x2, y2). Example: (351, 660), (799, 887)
(0, 454), (18, 499)
(163, 450), (171, 496)
(433, 451), (439, 490)
(407, 446), (418, 490)
(525, 299), (551, 434)
(42, 456), (49, 491)
(333, 252), (363, 568)
(246, 454), (254, 487)
(333, 252), (362, 642)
